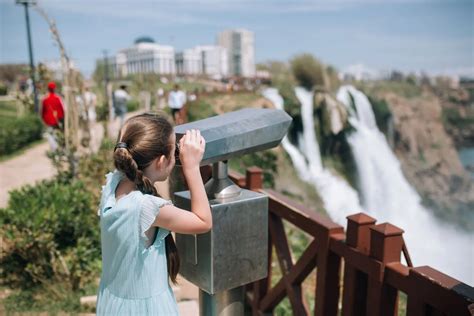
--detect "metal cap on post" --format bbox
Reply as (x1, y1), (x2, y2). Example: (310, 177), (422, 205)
(342, 213), (377, 316)
(366, 222), (405, 316)
(346, 213), (377, 254)
(369, 223), (404, 264)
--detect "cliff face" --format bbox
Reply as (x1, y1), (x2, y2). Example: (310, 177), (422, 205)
(379, 91), (474, 228)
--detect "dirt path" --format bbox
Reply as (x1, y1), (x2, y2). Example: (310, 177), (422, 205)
(0, 142), (56, 208)
(0, 112), (139, 208)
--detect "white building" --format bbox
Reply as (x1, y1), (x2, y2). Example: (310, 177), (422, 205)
(175, 48), (202, 76)
(175, 45), (228, 79)
(108, 37), (175, 77)
(42, 59), (76, 81)
(196, 45), (228, 79)
(217, 29), (255, 77)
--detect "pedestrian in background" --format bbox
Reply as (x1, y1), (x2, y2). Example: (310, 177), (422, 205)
(113, 85), (130, 127)
(84, 85), (98, 122)
(156, 87), (165, 110)
(41, 81), (65, 151)
(167, 84), (186, 124)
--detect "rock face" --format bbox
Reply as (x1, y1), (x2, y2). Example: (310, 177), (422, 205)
(381, 91), (474, 228)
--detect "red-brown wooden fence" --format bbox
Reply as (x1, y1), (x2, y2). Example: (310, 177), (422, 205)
(226, 167), (474, 316)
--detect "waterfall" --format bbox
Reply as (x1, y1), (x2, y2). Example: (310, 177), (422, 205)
(337, 85), (473, 285)
(262, 87), (363, 225)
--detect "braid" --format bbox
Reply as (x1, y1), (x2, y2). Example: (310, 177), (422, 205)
(135, 169), (158, 196)
(113, 147), (138, 181)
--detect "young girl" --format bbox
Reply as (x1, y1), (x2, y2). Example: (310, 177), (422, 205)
(96, 112), (212, 315)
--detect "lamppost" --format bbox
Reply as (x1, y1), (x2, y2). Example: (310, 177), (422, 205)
(16, 0), (39, 113)
(103, 50), (109, 107)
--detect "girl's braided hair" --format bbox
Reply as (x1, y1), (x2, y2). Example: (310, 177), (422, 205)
(113, 112), (180, 284)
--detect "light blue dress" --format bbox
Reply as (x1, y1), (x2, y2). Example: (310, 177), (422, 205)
(96, 170), (179, 315)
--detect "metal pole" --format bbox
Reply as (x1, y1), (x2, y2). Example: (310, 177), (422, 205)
(22, 2), (39, 113)
(103, 50), (109, 108)
(200, 160), (245, 316)
(199, 287), (245, 316)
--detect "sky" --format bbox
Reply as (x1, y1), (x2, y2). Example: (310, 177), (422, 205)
(1, 0), (473, 78)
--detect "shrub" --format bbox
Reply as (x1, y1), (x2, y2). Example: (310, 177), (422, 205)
(78, 138), (115, 205)
(96, 103), (109, 121)
(127, 99), (140, 112)
(0, 83), (7, 95)
(290, 54), (325, 90)
(367, 95), (392, 134)
(0, 114), (43, 156)
(442, 107), (474, 128)
(229, 150), (278, 188)
(186, 99), (217, 122)
(0, 177), (100, 293)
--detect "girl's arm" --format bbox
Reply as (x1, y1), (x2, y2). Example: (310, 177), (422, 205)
(153, 129), (212, 234)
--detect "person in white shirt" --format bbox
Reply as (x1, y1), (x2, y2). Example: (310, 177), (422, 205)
(156, 87), (165, 110)
(167, 84), (186, 124)
(114, 85), (130, 127)
(84, 86), (98, 122)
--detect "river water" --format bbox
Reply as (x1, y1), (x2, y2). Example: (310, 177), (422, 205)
(458, 147), (474, 180)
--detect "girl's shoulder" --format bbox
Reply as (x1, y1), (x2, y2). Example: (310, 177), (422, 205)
(140, 193), (173, 211)
(98, 170), (126, 215)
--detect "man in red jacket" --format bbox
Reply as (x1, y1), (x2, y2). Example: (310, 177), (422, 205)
(41, 81), (65, 128)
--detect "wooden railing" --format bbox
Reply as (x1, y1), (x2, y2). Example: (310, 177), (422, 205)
(227, 167), (474, 316)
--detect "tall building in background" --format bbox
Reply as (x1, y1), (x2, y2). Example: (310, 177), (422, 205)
(196, 45), (228, 79)
(175, 45), (228, 79)
(175, 48), (202, 76)
(217, 29), (255, 77)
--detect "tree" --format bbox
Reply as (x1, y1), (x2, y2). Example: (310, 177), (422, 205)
(290, 54), (325, 90)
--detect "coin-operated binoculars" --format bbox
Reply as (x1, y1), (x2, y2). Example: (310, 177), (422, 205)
(174, 108), (292, 316)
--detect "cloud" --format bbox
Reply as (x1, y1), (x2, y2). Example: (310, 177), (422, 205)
(28, 0), (437, 17)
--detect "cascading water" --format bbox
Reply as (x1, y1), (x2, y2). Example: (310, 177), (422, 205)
(337, 85), (473, 285)
(262, 87), (363, 225)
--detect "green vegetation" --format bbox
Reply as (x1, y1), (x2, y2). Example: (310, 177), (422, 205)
(290, 54), (325, 90)
(0, 138), (115, 314)
(187, 99), (217, 122)
(126, 98), (140, 112)
(360, 80), (422, 99)
(367, 95), (392, 134)
(0, 83), (7, 96)
(0, 114), (43, 156)
(229, 150), (278, 188)
(96, 103), (109, 121)
(0, 99), (19, 118)
(0, 177), (100, 312)
(442, 107), (474, 129)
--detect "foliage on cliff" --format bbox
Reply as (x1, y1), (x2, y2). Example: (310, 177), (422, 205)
(290, 54), (326, 90)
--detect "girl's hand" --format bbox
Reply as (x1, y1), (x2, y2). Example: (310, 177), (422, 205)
(179, 129), (205, 171)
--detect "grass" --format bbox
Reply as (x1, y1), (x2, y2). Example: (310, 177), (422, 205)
(0, 99), (20, 118)
(0, 138), (46, 162)
(359, 81), (422, 99)
(199, 91), (264, 114)
(442, 107), (474, 129)
(1, 281), (98, 315)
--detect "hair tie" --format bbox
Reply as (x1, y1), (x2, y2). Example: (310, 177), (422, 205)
(114, 142), (128, 151)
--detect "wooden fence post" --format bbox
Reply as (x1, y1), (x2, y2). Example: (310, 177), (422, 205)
(366, 223), (404, 316)
(314, 227), (344, 316)
(246, 166), (263, 191)
(342, 213), (376, 316)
